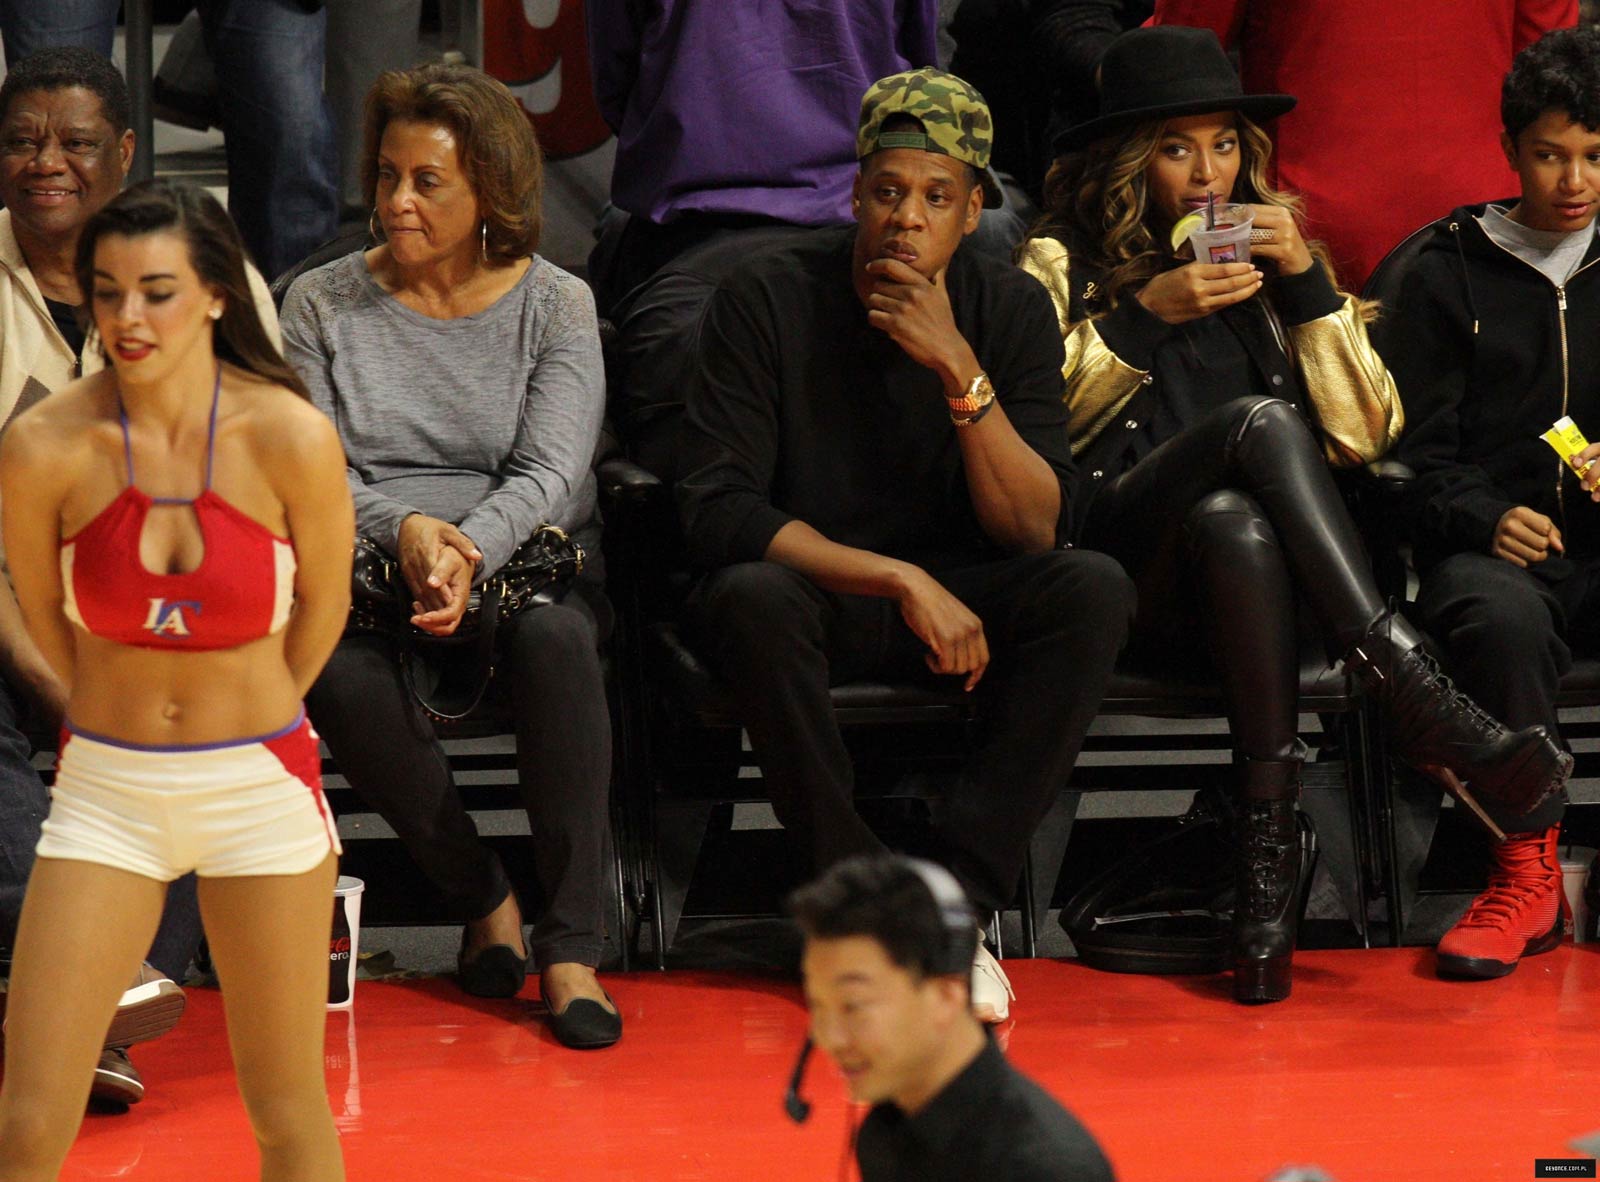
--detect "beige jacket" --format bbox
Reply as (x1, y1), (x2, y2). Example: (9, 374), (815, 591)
(0, 208), (282, 434)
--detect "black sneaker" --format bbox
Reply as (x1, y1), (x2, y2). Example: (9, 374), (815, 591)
(89, 1047), (144, 1110)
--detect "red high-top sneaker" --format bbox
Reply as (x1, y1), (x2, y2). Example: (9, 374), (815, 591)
(1436, 826), (1567, 979)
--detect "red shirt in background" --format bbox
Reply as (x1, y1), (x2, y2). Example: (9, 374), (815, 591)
(1150, 0), (1577, 290)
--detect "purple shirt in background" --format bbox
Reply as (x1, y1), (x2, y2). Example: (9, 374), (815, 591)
(587, 0), (938, 227)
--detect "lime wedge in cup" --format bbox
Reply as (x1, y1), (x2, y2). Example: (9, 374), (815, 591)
(1169, 212), (1206, 252)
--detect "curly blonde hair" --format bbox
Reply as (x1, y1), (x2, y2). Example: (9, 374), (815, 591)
(1029, 113), (1358, 315)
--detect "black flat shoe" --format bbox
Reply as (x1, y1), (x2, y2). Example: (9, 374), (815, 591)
(457, 944), (527, 999)
(542, 990), (622, 1050)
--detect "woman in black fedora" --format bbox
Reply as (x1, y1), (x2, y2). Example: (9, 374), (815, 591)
(1020, 25), (1570, 1004)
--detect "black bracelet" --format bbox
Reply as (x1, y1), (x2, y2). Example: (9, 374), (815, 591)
(951, 399), (995, 428)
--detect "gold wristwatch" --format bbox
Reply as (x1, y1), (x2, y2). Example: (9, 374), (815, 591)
(948, 372), (996, 426)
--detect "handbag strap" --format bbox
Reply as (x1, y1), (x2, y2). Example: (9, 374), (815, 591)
(397, 524), (583, 721)
(401, 580), (503, 722)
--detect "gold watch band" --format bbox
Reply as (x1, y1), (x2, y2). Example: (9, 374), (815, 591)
(947, 372), (995, 416)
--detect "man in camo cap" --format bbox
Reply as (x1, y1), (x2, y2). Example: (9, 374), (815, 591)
(855, 68), (1004, 209)
(675, 68), (1134, 1026)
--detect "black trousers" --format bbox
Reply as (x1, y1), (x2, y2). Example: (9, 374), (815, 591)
(1414, 553), (1591, 833)
(682, 550), (1135, 912)
(306, 583), (614, 967)
(1081, 397), (1388, 776)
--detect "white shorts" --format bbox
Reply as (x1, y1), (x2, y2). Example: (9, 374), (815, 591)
(37, 711), (342, 881)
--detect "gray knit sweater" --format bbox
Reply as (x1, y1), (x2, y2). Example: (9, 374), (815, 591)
(280, 252), (604, 580)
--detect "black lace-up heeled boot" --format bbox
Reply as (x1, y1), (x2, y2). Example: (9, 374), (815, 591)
(1344, 611), (1571, 841)
(1233, 755), (1303, 1005)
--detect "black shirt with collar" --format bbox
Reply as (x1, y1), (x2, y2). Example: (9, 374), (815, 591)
(854, 1035), (1115, 1182)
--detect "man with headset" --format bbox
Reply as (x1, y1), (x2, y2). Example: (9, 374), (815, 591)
(788, 855), (1115, 1181)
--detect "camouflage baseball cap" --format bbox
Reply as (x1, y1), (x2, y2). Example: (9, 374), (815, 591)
(856, 68), (1002, 208)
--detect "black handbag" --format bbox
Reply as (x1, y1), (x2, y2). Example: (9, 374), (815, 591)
(348, 525), (585, 720)
(1058, 788), (1318, 976)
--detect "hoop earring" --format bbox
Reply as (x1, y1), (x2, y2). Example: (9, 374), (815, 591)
(481, 220), (489, 265)
(369, 209), (383, 242)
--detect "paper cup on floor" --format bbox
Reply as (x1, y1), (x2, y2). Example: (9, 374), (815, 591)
(1559, 847), (1594, 943)
(328, 876), (364, 1009)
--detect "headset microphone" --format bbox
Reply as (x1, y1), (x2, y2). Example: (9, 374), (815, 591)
(782, 858), (975, 1126)
(783, 1036), (814, 1123)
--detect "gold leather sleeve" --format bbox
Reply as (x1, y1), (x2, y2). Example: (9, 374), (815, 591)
(1288, 296), (1405, 468)
(1018, 238), (1148, 456)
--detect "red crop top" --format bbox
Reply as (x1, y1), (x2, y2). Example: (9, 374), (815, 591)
(59, 370), (296, 650)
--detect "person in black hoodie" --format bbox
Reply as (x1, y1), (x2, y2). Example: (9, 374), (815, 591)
(1021, 26), (1574, 1005)
(1384, 25), (1600, 980)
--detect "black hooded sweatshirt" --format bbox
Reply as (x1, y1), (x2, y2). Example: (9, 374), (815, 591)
(1381, 200), (1600, 572)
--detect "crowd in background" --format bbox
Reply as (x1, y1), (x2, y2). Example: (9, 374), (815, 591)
(0, 4), (1596, 1179)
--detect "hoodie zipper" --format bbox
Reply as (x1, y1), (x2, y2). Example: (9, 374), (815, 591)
(1558, 284), (1570, 520)
(1466, 221), (1600, 534)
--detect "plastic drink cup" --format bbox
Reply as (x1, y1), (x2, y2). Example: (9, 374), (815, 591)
(328, 875), (364, 1009)
(1188, 202), (1254, 264)
(1559, 847), (1594, 944)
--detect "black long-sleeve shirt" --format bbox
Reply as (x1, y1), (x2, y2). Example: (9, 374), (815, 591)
(676, 227), (1072, 574)
(856, 1036), (1116, 1182)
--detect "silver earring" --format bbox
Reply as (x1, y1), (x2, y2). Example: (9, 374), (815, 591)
(369, 208), (382, 242)
(209, 307), (222, 321)
(481, 221), (489, 265)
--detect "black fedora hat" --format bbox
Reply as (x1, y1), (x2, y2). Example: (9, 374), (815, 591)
(1054, 26), (1295, 153)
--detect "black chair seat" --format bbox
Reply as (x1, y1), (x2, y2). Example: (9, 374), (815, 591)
(649, 618), (1354, 726)
(1557, 656), (1600, 706)
(1103, 654), (1352, 715)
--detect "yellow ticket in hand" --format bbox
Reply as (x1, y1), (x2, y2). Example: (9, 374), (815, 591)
(1542, 415), (1595, 477)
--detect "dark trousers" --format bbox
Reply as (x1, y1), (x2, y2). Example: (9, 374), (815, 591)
(1414, 552), (1591, 833)
(0, 677), (46, 962)
(682, 550), (1134, 912)
(1081, 397), (1388, 776)
(306, 586), (614, 967)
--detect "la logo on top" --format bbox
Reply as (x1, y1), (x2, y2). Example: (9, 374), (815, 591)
(144, 598), (202, 638)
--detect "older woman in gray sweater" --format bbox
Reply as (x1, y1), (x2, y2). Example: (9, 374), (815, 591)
(280, 64), (619, 1049)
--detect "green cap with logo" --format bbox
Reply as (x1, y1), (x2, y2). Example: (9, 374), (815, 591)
(856, 68), (1002, 208)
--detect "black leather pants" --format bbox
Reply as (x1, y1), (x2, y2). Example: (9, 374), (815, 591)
(1081, 397), (1387, 783)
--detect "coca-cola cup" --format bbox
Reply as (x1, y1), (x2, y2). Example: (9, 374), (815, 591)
(328, 875), (364, 1010)
(1560, 847), (1595, 944)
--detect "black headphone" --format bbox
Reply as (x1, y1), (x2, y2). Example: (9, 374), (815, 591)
(784, 858), (979, 1124)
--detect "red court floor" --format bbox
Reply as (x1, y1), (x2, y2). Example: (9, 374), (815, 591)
(55, 946), (1600, 1182)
